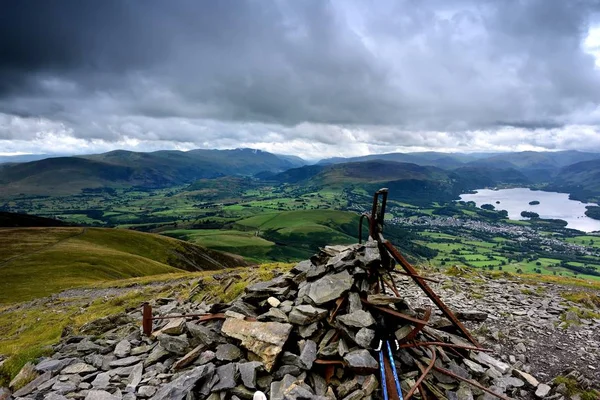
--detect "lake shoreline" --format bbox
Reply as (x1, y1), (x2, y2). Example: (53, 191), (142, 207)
(458, 187), (600, 233)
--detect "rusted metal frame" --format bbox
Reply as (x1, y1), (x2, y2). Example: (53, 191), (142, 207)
(381, 240), (482, 348)
(405, 346), (436, 400)
(142, 303), (233, 336)
(402, 306), (432, 343)
(420, 328), (463, 359)
(432, 365), (512, 400)
(314, 359), (346, 366)
(399, 341), (492, 353)
(361, 299), (430, 326)
(413, 356), (445, 400)
(382, 275), (401, 297)
(151, 313), (223, 321)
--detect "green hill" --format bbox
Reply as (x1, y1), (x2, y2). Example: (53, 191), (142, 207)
(0, 227), (249, 303)
(0, 212), (69, 227)
(0, 148), (304, 196)
(166, 210), (360, 262)
(548, 159), (600, 202)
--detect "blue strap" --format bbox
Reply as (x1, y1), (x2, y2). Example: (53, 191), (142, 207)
(386, 340), (403, 400)
(378, 349), (389, 400)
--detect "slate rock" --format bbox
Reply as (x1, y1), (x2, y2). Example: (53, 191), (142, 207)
(125, 363), (143, 393)
(366, 294), (405, 306)
(35, 358), (75, 373)
(44, 393), (69, 400)
(114, 340), (131, 358)
(144, 345), (169, 367)
(152, 318), (187, 337)
(91, 372), (111, 390)
(337, 378), (359, 398)
(109, 356), (142, 368)
(62, 362), (97, 375)
(267, 297), (281, 307)
(456, 384), (474, 400)
(212, 363), (238, 392)
(299, 340), (317, 370)
(85, 390), (121, 400)
(513, 369), (540, 388)
(337, 310), (375, 328)
(343, 349), (378, 371)
(455, 311), (488, 322)
(216, 343), (242, 361)
(495, 376), (524, 389)
(306, 264), (327, 280)
(186, 323), (222, 347)
(138, 386), (157, 398)
(238, 361), (263, 389)
(12, 371), (52, 397)
(258, 308), (288, 323)
(298, 322), (319, 338)
(52, 380), (78, 394)
(157, 334), (189, 355)
(535, 383), (551, 398)
(463, 359), (485, 374)
(472, 352), (510, 374)
(173, 345), (205, 370)
(342, 389), (366, 400)
(77, 340), (104, 353)
(288, 305), (328, 326)
(308, 270), (353, 304)
(150, 363), (215, 400)
(221, 318), (292, 372)
(0, 388), (10, 400)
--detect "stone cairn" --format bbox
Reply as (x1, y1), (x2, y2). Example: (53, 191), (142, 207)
(6, 241), (549, 400)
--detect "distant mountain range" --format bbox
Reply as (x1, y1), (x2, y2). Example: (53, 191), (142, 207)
(0, 148), (305, 195)
(1, 148), (600, 201)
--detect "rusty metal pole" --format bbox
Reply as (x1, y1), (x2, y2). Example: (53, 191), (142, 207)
(142, 303), (153, 336)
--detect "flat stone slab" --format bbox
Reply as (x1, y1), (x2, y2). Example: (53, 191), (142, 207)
(221, 318), (292, 372)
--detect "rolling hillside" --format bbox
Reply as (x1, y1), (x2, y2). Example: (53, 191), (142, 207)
(0, 227), (249, 303)
(0, 148), (305, 196)
(548, 159), (600, 202)
(165, 210), (360, 262)
(0, 212), (69, 227)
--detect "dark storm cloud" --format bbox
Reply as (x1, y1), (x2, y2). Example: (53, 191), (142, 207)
(1, 0), (600, 155)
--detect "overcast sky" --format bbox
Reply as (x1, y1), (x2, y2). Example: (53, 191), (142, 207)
(2, 0), (600, 159)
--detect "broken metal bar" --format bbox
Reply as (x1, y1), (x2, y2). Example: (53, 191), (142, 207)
(141, 303), (231, 336)
(382, 240), (481, 348)
(399, 341), (492, 352)
(361, 299), (431, 326)
(402, 306), (431, 343)
(405, 346), (436, 400)
(432, 365), (512, 400)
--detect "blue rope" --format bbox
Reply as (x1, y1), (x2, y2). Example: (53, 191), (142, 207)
(378, 348), (389, 400)
(386, 341), (403, 400)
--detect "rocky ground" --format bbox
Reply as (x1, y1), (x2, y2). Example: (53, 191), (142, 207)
(399, 270), (600, 397)
(1, 242), (599, 400)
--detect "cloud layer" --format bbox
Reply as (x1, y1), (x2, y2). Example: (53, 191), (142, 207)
(2, 0), (600, 158)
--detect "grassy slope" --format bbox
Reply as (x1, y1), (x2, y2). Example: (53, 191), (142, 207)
(164, 209), (360, 262)
(0, 227), (244, 303)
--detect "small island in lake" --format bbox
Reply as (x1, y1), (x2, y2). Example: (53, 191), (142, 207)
(521, 211), (539, 219)
(529, 200), (540, 205)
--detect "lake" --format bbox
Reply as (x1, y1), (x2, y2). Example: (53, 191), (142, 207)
(459, 188), (600, 233)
